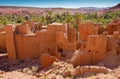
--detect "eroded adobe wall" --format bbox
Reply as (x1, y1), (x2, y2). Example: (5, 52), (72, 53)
(15, 25), (31, 34)
(0, 31), (6, 51)
(107, 35), (117, 55)
(97, 24), (106, 34)
(15, 25), (40, 59)
(107, 31), (120, 55)
(56, 32), (68, 49)
(116, 38), (120, 55)
(14, 23), (67, 59)
(5, 25), (17, 60)
(86, 35), (107, 64)
(36, 23), (67, 55)
(47, 23), (67, 33)
(78, 22), (98, 41)
(107, 23), (117, 35)
(116, 23), (120, 33)
(15, 31), (56, 59)
(107, 19), (120, 35)
(36, 30), (56, 55)
(15, 24), (39, 59)
(0, 27), (4, 32)
(71, 35), (107, 66)
(22, 21), (38, 31)
(15, 34), (38, 59)
(56, 32), (76, 51)
(47, 23), (76, 51)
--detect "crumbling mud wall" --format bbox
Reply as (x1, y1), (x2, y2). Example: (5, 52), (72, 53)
(22, 21), (39, 31)
(47, 23), (67, 33)
(15, 25), (30, 34)
(36, 30), (56, 56)
(15, 34), (38, 59)
(0, 31), (6, 52)
(15, 31), (56, 59)
(5, 25), (17, 60)
(107, 20), (120, 35)
(107, 23), (117, 35)
(2, 19), (120, 69)
(0, 27), (4, 32)
(106, 31), (120, 55)
(97, 24), (106, 34)
(107, 35), (118, 55)
(71, 19), (120, 67)
(71, 35), (107, 66)
(86, 35), (107, 64)
(56, 32), (76, 51)
(106, 18), (120, 54)
(12, 23), (68, 59)
(78, 22), (98, 41)
(15, 28), (56, 59)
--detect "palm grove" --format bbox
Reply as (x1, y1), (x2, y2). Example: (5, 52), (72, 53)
(0, 10), (120, 29)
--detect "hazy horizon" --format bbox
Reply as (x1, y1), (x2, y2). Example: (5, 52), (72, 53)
(0, 0), (119, 8)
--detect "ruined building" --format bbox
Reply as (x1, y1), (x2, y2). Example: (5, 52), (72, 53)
(0, 19), (120, 68)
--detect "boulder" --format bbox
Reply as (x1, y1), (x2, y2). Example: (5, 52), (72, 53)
(40, 53), (57, 68)
(72, 66), (81, 76)
(54, 52), (61, 59)
(71, 50), (92, 67)
(113, 31), (119, 38)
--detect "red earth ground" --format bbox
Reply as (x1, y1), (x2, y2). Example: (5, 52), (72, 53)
(0, 53), (120, 79)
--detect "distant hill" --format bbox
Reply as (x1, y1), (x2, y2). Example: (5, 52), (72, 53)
(0, 6), (104, 15)
(0, 3), (119, 15)
(110, 3), (120, 9)
(101, 3), (120, 13)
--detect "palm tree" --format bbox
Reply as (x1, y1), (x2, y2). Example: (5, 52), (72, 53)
(45, 11), (53, 25)
(74, 13), (80, 40)
(40, 16), (45, 25)
(24, 15), (30, 21)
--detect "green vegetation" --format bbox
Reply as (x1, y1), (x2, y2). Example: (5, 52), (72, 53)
(0, 10), (120, 28)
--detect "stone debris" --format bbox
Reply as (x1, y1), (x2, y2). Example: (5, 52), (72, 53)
(72, 66), (111, 76)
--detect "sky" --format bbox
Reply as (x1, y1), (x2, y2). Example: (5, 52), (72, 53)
(0, 0), (120, 8)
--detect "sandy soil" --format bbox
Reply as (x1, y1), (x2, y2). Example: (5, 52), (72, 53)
(0, 53), (120, 79)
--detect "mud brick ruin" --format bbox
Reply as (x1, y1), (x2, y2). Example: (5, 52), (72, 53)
(0, 18), (120, 68)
